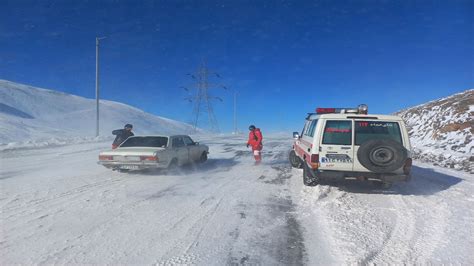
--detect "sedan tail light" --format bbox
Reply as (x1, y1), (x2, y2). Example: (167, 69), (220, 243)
(99, 155), (113, 161)
(140, 156), (158, 161)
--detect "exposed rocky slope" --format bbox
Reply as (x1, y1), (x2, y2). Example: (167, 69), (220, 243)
(395, 89), (473, 172)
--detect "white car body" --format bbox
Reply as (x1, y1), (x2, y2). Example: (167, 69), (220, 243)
(98, 135), (209, 171)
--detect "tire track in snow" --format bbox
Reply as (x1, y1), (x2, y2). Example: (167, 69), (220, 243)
(2, 176), (125, 219)
(293, 175), (344, 265)
(155, 158), (264, 265)
(366, 193), (451, 264)
(157, 197), (229, 265)
(39, 154), (241, 263)
(365, 195), (416, 264)
(408, 197), (450, 264)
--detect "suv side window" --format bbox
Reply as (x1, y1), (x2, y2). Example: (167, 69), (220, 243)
(306, 119), (318, 137)
(322, 120), (352, 145)
(302, 120), (311, 136)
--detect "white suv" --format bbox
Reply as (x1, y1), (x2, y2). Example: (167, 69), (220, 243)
(289, 104), (412, 188)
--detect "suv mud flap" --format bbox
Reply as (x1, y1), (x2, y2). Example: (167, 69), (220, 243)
(303, 164), (320, 186)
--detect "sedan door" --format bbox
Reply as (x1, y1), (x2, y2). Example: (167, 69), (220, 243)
(183, 136), (200, 161)
(171, 137), (189, 165)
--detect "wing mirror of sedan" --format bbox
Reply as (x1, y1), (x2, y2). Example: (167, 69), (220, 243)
(194, 142), (199, 145)
(293, 132), (300, 139)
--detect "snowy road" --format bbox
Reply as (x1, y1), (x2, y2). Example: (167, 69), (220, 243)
(1, 135), (473, 264)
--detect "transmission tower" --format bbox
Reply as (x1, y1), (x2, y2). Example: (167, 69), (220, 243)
(182, 61), (228, 133)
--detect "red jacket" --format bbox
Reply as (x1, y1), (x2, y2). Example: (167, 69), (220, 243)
(247, 128), (263, 150)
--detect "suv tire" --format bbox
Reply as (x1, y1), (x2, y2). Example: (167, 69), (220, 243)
(289, 150), (302, 168)
(303, 164), (319, 186)
(357, 139), (408, 173)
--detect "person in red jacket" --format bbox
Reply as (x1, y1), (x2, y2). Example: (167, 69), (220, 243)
(247, 125), (263, 164)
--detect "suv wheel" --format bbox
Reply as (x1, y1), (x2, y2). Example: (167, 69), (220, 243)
(289, 150), (302, 168)
(303, 164), (319, 186)
(357, 139), (408, 173)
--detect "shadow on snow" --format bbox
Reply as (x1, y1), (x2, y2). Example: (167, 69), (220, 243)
(333, 165), (463, 196)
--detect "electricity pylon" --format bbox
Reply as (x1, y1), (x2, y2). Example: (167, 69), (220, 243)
(182, 61), (228, 133)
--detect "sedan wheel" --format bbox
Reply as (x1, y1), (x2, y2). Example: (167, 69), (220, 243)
(199, 152), (208, 163)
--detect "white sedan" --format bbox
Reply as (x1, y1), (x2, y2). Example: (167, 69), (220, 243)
(98, 135), (209, 171)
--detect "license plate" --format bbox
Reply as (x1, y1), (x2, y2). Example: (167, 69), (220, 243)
(119, 165), (139, 170)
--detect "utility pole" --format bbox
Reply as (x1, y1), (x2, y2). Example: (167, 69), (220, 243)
(95, 36), (106, 137)
(182, 60), (227, 133)
(233, 90), (238, 134)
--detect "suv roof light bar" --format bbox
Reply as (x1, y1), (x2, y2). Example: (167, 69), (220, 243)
(316, 104), (368, 114)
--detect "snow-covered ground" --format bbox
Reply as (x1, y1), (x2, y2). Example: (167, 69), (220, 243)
(1, 135), (473, 264)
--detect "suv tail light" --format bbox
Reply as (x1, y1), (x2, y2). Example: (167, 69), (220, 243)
(140, 156), (158, 161)
(310, 154), (319, 169)
(403, 158), (412, 174)
(99, 155), (113, 161)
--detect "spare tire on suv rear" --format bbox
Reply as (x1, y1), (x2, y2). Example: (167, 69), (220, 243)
(357, 139), (408, 173)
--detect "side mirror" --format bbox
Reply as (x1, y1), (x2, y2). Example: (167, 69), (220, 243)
(194, 142), (199, 145)
(293, 132), (300, 139)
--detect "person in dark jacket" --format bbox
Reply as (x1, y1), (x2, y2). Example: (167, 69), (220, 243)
(247, 125), (263, 164)
(112, 124), (134, 149)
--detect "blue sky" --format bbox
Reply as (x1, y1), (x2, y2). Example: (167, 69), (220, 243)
(1, 0), (473, 133)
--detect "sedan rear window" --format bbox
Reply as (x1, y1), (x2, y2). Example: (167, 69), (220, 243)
(120, 137), (168, 148)
(355, 121), (402, 145)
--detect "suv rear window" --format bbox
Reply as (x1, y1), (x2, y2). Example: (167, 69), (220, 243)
(120, 137), (168, 148)
(355, 121), (402, 145)
(322, 120), (352, 145)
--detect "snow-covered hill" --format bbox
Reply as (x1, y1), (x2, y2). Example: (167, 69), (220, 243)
(395, 89), (473, 173)
(0, 80), (196, 146)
